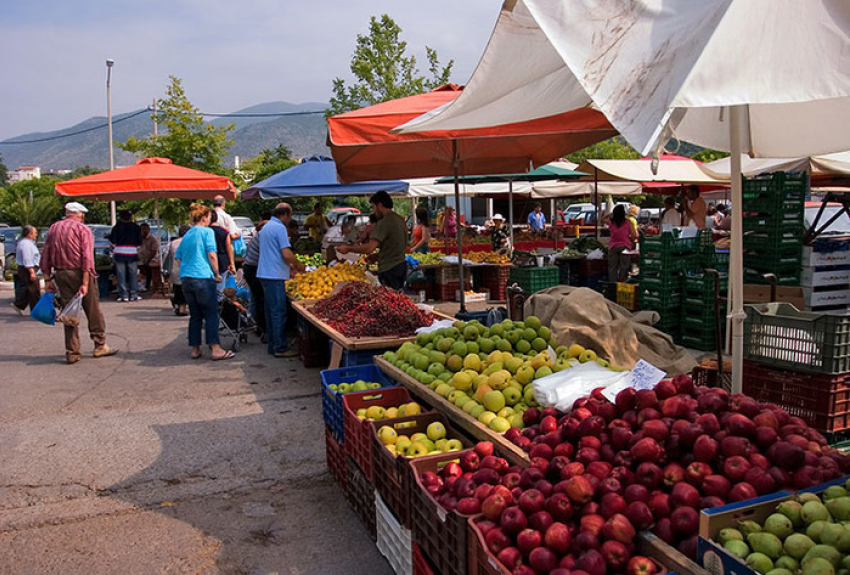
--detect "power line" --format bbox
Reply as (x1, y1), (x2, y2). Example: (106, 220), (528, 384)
(0, 108), (326, 146)
(0, 109), (151, 145)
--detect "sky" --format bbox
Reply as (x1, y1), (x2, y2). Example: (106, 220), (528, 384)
(0, 0), (500, 142)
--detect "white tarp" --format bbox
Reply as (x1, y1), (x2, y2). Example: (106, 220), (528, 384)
(404, 178), (534, 198)
(705, 152), (850, 179)
(395, 0), (850, 159)
(531, 180), (642, 198)
(576, 159), (727, 184)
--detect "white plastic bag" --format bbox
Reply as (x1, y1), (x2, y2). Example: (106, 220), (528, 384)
(532, 362), (631, 412)
(586, 248), (605, 260)
(56, 293), (84, 327)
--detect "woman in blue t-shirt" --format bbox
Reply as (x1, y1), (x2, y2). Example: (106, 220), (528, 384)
(175, 204), (235, 361)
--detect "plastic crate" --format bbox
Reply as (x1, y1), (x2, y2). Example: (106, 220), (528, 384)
(743, 246), (803, 270)
(742, 212), (805, 234)
(508, 266), (559, 294)
(682, 272), (728, 299)
(376, 491), (413, 575)
(578, 257), (608, 277)
(321, 365), (395, 442)
(641, 273), (684, 293)
(468, 515), (511, 575)
(639, 230), (710, 255)
(435, 280), (472, 302)
(325, 426), (347, 494)
(342, 387), (415, 482)
(297, 314), (330, 368)
(409, 451), (471, 575)
(743, 229), (804, 252)
(412, 542), (436, 575)
(681, 301), (727, 323)
(555, 257), (582, 285)
(336, 346), (396, 368)
(702, 247), (730, 271)
(346, 456), (376, 541)
(371, 412), (471, 529)
(741, 172), (807, 211)
(743, 302), (850, 373)
(578, 273), (606, 291)
(743, 360), (850, 435)
(617, 282), (638, 310)
(639, 290), (681, 313)
(743, 269), (801, 286)
(640, 252), (702, 273)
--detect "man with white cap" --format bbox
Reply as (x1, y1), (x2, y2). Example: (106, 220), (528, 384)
(490, 214), (510, 253)
(40, 202), (118, 364)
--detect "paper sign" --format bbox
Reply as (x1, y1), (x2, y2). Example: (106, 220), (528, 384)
(600, 360), (666, 403)
(627, 360), (666, 390)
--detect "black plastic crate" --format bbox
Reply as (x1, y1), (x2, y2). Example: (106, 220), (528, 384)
(346, 456), (376, 541)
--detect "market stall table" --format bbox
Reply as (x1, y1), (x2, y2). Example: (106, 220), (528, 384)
(292, 299), (454, 369)
(374, 355), (530, 468)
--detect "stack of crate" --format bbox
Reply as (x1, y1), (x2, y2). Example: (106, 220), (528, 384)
(802, 241), (850, 311)
(433, 265), (472, 302)
(638, 230), (708, 340)
(680, 272), (728, 351)
(742, 172), (806, 286)
(481, 264), (511, 301)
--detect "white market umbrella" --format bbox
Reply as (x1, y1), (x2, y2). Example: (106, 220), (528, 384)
(395, 0), (850, 393)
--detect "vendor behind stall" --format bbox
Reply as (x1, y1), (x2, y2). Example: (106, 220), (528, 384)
(337, 191), (408, 290)
(490, 213), (510, 253)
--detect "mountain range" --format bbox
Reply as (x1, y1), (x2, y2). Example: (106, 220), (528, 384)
(0, 101), (331, 172)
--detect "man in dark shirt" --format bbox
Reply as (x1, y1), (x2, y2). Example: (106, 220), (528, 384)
(108, 210), (142, 302)
(337, 191), (408, 290)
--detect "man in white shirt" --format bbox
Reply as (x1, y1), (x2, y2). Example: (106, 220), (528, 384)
(213, 195), (240, 239)
(11, 225), (41, 314)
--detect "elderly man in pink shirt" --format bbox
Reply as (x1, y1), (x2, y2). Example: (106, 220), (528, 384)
(41, 202), (118, 364)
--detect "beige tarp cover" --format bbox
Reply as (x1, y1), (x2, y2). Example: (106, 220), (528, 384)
(524, 286), (698, 376)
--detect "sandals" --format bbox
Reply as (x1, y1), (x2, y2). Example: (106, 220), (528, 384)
(191, 350), (203, 360)
(211, 350), (236, 361)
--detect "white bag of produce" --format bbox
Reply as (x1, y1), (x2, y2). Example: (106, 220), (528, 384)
(532, 361), (631, 412)
(586, 248), (605, 260)
(416, 319), (455, 334)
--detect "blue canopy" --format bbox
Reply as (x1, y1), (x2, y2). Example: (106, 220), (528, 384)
(242, 155), (409, 199)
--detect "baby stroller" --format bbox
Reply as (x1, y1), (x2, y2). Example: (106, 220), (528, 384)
(219, 286), (255, 351)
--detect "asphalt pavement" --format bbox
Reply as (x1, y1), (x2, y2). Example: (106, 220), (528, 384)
(0, 282), (396, 575)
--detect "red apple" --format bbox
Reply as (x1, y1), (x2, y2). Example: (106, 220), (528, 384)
(485, 527), (511, 555)
(662, 463), (686, 488)
(560, 461), (586, 480)
(728, 482), (758, 502)
(501, 472), (522, 490)
(635, 462), (663, 490)
(696, 413), (721, 435)
(563, 475), (595, 505)
(723, 455), (751, 482)
(655, 379), (677, 399)
(482, 493), (509, 521)
(602, 540), (632, 572)
(626, 501), (654, 530)
(600, 492), (627, 519)
(693, 435), (719, 463)
(540, 415), (558, 433)
(625, 484), (650, 504)
(457, 497), (481, 515)
(654, 517), (675, 544)
(670, 506), (699, 537)
(529, 510), (554, 533)
(544, 522), (572, 555)
(701, 474), (731, 499)
(518, 489), (546, 515)
(474, 441), (495, 459)
(546, 492), (575, 521)
(627, 555), (659, 575)
(497, 546), (523, 569)
(744, 466), (776, 495)
(602, 513), (637, 544)
(516, 529), (543, 557)
(670, 482), (700, 509)
(501, 506), (528, 536)
(720, 436), (752, 458)
(576, 548), (607, 575)
(631, 438), (663, 462)
(529, 547), (558, 574)
(685, 461), (712, 487)
(648, 492), (672, 519)
(580, 513), (606, 537)
(635, 389), (658, 411)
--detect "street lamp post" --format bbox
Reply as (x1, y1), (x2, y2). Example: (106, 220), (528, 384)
(106, 58), (116, 225)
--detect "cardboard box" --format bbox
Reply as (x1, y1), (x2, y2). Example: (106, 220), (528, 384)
(804, 246), (850, 268)
(698, 476), (849, 575)
(742, 284), (805, 310)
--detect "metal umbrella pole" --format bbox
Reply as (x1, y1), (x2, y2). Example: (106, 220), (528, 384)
(453, 140), (467, 314)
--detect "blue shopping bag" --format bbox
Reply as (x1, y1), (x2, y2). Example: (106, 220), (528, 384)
(225, 274), (237, 290)
(232, 237), (246, 258)
(30, 292), (57, 325)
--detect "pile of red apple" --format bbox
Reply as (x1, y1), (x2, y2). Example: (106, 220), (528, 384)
(419, 375), (850, 575)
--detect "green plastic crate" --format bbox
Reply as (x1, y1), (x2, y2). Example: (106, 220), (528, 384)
(744, 303), (850, 374)
(640, 291), (681, 313)
(681, 301), (727, 322)
(741, 172), (807, 211)
(742, 213), (804, 234)
(509, 266), (559, 295)
(743, 249), (802, 271)
(701, 247), (730, 271)
(639, 230), (710, 255)
(679, 333), (720, 351)
(744, 230), (804, 252)
(682, 273), (728, 298)
(640, 274), (683, 293)
(640, 253), (702, 273)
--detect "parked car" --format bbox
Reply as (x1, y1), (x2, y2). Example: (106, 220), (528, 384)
(805, 202), (850, 237)
(231, 216), (256, 241)
(2, 226), (22, 270)
(328, 207), (360, 223)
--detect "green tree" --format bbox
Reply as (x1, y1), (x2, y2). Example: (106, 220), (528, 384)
(0, 153), (8, 185)
(692, 148), (730, 163)
(327, 14), (453, 116)
(0, 178), (64, 227)
(119, 76), (235, 174)
(565, 137), (642, 164)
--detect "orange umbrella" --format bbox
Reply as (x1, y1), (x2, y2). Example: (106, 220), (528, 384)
(328, 84), (617, 312)
(55, 157), (238, 201)
(329, 84), (617, 182)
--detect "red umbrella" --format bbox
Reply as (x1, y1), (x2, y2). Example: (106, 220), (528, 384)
(327, 85), (617, 311)
(329, 84), (616, 182)
(55, 157), (238, 201)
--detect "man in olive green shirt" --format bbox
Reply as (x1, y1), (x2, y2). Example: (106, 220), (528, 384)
(337, 190), (408, 289)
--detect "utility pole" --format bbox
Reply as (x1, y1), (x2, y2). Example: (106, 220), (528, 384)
(106, 58), (116, 225)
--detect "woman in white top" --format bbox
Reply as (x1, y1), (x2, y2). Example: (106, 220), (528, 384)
(660, 195), (683, 228)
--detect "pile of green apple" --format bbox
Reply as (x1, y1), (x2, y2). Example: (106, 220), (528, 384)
(717, 482), (850, 575)
(377, 419), (463, 458)
(327, 379), (385, 394)
(355, 401), (424, 422)
(381, 317), (619, 433)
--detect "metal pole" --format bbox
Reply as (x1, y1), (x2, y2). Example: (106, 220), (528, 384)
(594, 167), (600, 240)
(453, 141), (466, 315)
(106, 58), (116, 226)
(729, 105), (745, 394)
(508, 180), (515, 255)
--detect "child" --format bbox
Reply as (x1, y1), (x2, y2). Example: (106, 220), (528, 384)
(222, 287), (248, 314)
